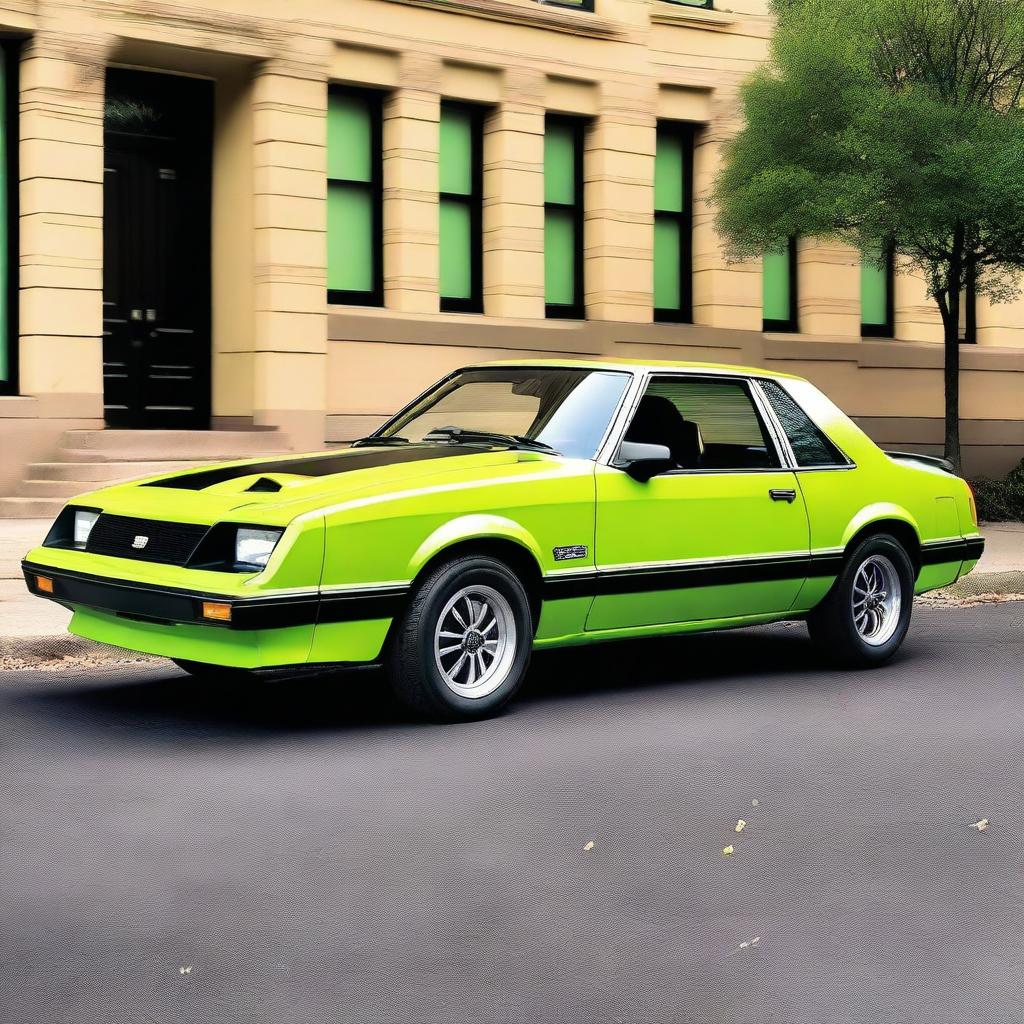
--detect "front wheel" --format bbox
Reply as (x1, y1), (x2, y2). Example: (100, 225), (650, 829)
(387, 555), (534, 721)
(807, 534), (915, 667)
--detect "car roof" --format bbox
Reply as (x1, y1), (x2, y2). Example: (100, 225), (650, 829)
(464, 357), (803, 380)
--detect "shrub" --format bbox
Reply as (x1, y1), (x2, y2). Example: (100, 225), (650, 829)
(970, 459), (1024, 522)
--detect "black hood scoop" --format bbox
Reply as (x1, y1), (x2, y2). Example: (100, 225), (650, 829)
(143, 444), (482, 491)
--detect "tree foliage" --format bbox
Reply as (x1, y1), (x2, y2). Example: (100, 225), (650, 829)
(714, 0), (1024, 469)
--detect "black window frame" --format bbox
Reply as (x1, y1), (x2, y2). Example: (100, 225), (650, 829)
(653, 120), (695, 324)
(0, 39), (19, 397)
(439, 100), (485, 315)
(959, 260), (977, 344)
(326, 85), (384, 308)
(544, 114), (586, 321)
(661, 0), (714, 9)
(762, 235), (799, 333)
(539, 0), (595, 11)
(860, 246), (895, 339)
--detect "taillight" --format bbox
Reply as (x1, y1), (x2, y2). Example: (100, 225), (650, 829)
(966, 482), (979, 529)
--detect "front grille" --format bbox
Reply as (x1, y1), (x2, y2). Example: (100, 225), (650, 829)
(86, 514), (210, 566)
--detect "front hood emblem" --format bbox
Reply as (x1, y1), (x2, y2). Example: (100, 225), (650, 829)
(132, 535), (149, 550)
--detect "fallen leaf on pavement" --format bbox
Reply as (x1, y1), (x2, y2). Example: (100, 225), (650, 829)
(179, 966), (192, 975)
(969, 819), (990, 832)
(722, 845), (734, 856)
(584, 841), (595, 851)
(751, 799), (759, 807)
(735, 819), (746, 833)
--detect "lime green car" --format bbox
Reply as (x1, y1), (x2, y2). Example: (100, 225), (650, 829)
(23, 360), (983, 719)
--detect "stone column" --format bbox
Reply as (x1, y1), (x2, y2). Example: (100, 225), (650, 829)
(251, 49), (328, 449)
(797, 239), (860, 338)
(584, 82), (656, 323)
(893, 259), (943, 343)
(482, 69), (545, 320)
(382, 54), (440, 314)
(691, 113), (761, 332)
(19, 29), (108, 419)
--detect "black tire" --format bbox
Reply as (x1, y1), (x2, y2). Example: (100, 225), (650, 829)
(807, 534), (915, 667)
(171, 659), (258, 682)
(386, 555), (534, 721)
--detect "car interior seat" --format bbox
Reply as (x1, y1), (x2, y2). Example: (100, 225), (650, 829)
(624, 395), (704, 469)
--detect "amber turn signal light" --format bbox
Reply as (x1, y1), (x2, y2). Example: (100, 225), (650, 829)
(201, 601), (232, 622)
(35, 575), (54, 594)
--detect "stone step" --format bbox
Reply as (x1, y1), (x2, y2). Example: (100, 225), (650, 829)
(27, 460), (221, 482)
(62, 429), (290, 456)
(17, 479), (95, 499)
(0, 496), (65, 519)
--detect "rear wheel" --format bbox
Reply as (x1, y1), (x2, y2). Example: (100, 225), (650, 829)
(807, 534), (915, 667)
(387, 555), (533, 721)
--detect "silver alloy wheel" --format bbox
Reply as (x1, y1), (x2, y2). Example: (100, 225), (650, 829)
(433, 584), (517, 699)
(851, 554), (902, 647)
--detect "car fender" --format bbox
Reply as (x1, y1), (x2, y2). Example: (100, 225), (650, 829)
(408, 513), (546, 579)
(840, 502), (921, 549)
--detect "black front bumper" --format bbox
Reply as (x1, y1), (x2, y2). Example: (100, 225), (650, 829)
(22, 561), (407, 631)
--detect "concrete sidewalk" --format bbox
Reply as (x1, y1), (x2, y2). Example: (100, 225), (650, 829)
(1, 518), (1022, 663)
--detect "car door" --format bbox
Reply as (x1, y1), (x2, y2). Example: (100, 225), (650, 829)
(586, 373), (811, 631)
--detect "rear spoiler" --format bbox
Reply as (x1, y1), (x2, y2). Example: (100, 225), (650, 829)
(884, 450), (956, 475)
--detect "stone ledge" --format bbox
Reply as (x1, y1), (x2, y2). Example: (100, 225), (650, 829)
(651, 2), (739, 31)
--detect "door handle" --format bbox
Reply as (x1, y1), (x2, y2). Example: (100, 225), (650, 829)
(769, 488), (797, 503)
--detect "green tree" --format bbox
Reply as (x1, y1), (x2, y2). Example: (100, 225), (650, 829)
(714, 0), (1024, 473)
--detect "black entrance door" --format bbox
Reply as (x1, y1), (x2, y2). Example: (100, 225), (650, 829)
(103, 69), (212, 428)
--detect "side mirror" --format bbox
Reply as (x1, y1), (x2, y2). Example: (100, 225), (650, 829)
(614, 441), (675, 482)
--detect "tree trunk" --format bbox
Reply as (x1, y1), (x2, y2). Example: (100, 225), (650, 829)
(943, 312), (962, 475)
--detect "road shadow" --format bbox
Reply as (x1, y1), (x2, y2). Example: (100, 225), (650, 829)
(6, 621), (826, 745)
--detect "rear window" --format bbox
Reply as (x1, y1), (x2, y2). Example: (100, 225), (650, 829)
(758, 378), (850, 468)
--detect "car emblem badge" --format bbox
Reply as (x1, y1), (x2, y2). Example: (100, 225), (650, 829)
(553, 545), (588, 561)
(132, 535), (149, 550)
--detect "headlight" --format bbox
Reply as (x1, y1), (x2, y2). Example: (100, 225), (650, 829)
(73, 509), (100, 548)
(234, 527), (282, 571)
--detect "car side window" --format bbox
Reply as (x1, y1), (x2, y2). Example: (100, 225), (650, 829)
(624, 376), (781, 471)
(758, 378), (850, 468)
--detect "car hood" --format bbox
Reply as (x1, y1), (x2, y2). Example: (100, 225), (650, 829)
(74, 444), (562, 525)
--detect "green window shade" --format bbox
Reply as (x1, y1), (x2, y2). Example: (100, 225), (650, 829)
(328, 92), (372, 182)
(763, 245), (792, 323)
(654, 219), (681, 309)
(654, 134), (684, 213)
(440, 199), (472, 300)
(0, 46), (7, 383)
(545, 123), (576, 205)
(545, 208), (576, 307)
(861, 254), (889, 328)
(440, 107), (473, 196)
(327, 182), (373, 293)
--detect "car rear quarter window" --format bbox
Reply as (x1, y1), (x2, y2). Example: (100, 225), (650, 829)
(758, 378), (850, 468)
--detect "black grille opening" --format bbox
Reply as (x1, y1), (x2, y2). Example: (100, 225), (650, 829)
(85, 514), (210, 566)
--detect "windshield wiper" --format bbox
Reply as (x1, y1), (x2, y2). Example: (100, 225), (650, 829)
(423, 426), (557, 453)
(349, 435), (410, 447)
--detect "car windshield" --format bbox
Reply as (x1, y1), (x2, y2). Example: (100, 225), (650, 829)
(378, 368), (632, 460)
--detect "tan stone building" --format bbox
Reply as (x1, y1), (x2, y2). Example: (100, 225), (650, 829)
(1, 0), (1022, 515)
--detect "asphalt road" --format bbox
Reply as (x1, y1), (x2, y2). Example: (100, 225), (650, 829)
(2, 604), (1023, 1024)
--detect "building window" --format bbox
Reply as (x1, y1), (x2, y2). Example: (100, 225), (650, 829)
(763, 237), (798, 332)
(544, 116), (585, 319)
(654, 122), (694, 323)
(539, 0), (595, 10)
(439, 102), (483, 313)
(0, 42), (16, 396)
(661, 0), (714, 8)
(860, 247), (894, 338)
(959, 262), (977, 344)
(327, 87), (383, 306)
